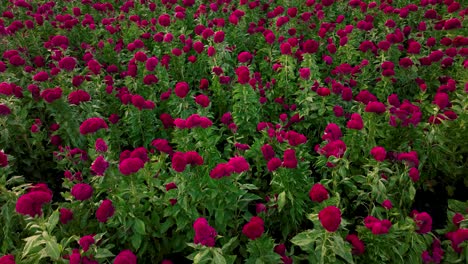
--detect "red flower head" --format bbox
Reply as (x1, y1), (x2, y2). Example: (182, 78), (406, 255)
(319, 206), (341, 232)
(365, 101), (386, 114)
(0, 150), (8, 167)
(243, 216), (264, 240)
(193, 218), (218, 247)
(33, 71), (49, 82)
(432, 93), (450, 110)
(370, 146), (386, 162)
(414, 212), (432, 234)
(79, 235), (95, 252)
(174, 82), (189, 98)
(228, 156), (250, 173)
(68, 90), (91, 105)
(347, 113), (364, 130)
(0, 255), (15, 264)
(382, 199), (393, 210)
(194, 94), (210, 107)
(210, 163), (235, 179)
(41, 87), (63, 103)
(261, 144), (275, 161)
(59, 208), (73, 224)
(59, 56), (76, 71)
(171, 152), (187, 172)
(151, 139), (173, 155)
(79, 117), (108, 135)
(309, 183), (329, 202)
(235, 66), (250, 84)
(113, 250), (137, 264)
(346, 234), (365, 255)
(95, 138), (108, 152)
(71, 183), (93, 201)
(16, 189), (52, 217)
(237, 51), (253, 63)
(96, 199), (115, 223)
(320, 140), (347, 158)
(282, 149), (297, 168)
(322, 123), (342, 142)
(91, 156), (109, 176)
(119, 158), (145, 175)
(267, 157), (282, 172)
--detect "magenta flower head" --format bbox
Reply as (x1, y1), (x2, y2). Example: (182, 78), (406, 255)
(40, 87), (63, 103)
(370, 146), (386, 162)
(193, 218), (217, 247)
(242, 216), (264, 240)
(79, 117), (108, 135)
(96, 199), (115, 223)
(309, 183), (329, 203)
(119, 158), (145, 175)
(113, 250), (137, 264)
(413, 211), (432, 234)
(71, 183), (93, 201)
(319, 206), (342, 232)
(0, 255), (15, 264)
(174, 82), (189, 98)
(16, 187), (53, 217)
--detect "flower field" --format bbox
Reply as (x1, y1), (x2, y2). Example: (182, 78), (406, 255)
(0, 0), (467, 263)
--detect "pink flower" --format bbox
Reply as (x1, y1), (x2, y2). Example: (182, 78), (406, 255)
(282, 149), (297, 168)
(151, 139), (173, 155)
(413, 211), (432, 234)
(91, 156), (109, 176)
(33, 71), (49, 82)
(68, 90), (91, 105)
(95, 138), (108, 152)
(237, 51), (253, 63)
(193, 218), (218, 247)
(114, 250), (137, 264)
(346, 234), (365, 255)
(171, 152), (187, 172)
(210, 163), (235, 179)
(370, 146), (386, 162)
(194, 94), (210, 107)
(228, 156), (250, 173)
(16, 190), (52, 217)
(365, 102), (386, 114)
(40, 87), (63, 103)
(59, 56), (76, 71)
(267, 158), (282, 172)
(0, 150), (8, 167)
(79, 235), (94, 252)
(319, 206), (341, 232)
(382, 200), (393, 209)
(96, 199), (114, 223)
(322, 123), (342, 141)
(0, 255), (15, 264)
(409, 167), (420, 182)
(59, 208), (73, 224)
(347, 113), (364, 130)
(71, 183), (93, 201)
(243, 216), (264, 240)
(320, 140), (347, 158)
(79, 117), (108, 135)
(309, 183), (329, 203)
(119, 158), (145, 175)
(174, 82), (189, 98)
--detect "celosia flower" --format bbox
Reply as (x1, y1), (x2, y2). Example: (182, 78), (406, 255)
(0, 255), (16, 264)
(194, 94), (210, 107)
(320, 140), (347, 158)
(113, 250), (137, 264)
(413, 211), (432, 234)
(282, 149), (297, 168)
(40, 87), (63, 103)
(382, 200), (393, 210)
(319, 206), (341, 232)
(309, 183), (329, 203)
(174, 82), (189, 98)
(79, 117), (108, 135)
(96, 199), (114, 223)
(322, 123), (342, 141)
(193, 218), (218, 246)
(242, 216), (264, 240)
(370, 146), (386, 162)
(0, 150), (8, 167)
(228, 156), (250, 173)
(79, 235), (95, 252)
(16, 189), (52, 217)
(59, 208), (73, 224)
(347, 113), (364, 130)
(210, 163), (235, 179)
(151, 139), (173, 155)
(91, 156), (109, 176)
(365, 102), (386, 114)
(119, 158), (145, 175)
(71, 183), (93, 201)
(346, 234), (365, 255)
(171, 152), (187, 172)
(267, 158), (282, 172)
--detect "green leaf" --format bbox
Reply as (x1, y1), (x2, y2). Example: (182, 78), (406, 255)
(94, 248), (115, 259)
(291, 229), (321, 251)
(331, 234), (354, 264)
(133, 218), (146, 235)
(193, 248), (211, 264)
(44, 239), (60, 261)
(221, 237), (238, 254)
(130, 234), (142, 250)
(46, 210), (59, 233)
(277, 191), (286, 212)
(22, 235), (43, 259)
(211, 248), (227, 264)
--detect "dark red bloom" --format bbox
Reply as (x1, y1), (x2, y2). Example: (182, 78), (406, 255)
(79, 235), (95, 252)
(151, 139), (173, 155)
(242, 216), (264, 240)
(447, 229), (468, 253)
(432, 93), (450, 109)
(210, 163), (235, 179)
(59, 208), (73, 224)
(228, 156), (250, 173)
(193, 218), (217, 247)
(370, 146), (386, 162)
(59, 57), (76, 71)
(79, 117), (108, 135)
(91, 156), (109, 176)
(267, 158), (282, 172)
(320, 140), (347, 158)
(119, 158), (145, 175)
(114, 250), (137, 264)
(319, 206), (341, 232)
(365, 102), (386, 114)
(68, 90), (91, 105)
(165, 182), (177, 191)
(0, 150), (8, 167)
(282, 149), (297, 168)
(346, 234), (365, 255)
(96, 199), (114, 223)
(237, 51), (253, 63)
(0, 255), (15, 264)
(194, 94), (210, 107)
(16, 190), (52, 217)
(235, 66), (250, 84)
(261, 144), (275, 161)
(33, 71), (49, 82)
(40, 87), (63, 103)
(414, 212), (432, 234)
(398, 151), (419, 167)
(309, 183), (329, 202)
(174, 82), (189, 98)
(322, 123), (342, 141)
(71, 183), (93, 201)
(95, 138), (108, 152)
(347, 113), (364, 130)
(171, 152), (187, 172)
